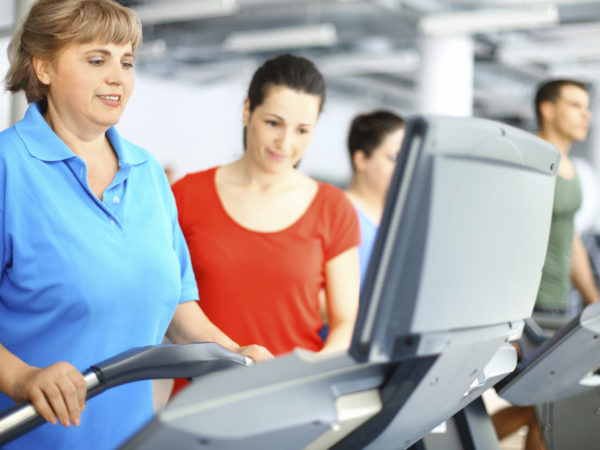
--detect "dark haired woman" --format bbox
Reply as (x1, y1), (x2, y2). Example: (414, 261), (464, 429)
(171, 54), (360, 395)
(345, 110), (405, 281)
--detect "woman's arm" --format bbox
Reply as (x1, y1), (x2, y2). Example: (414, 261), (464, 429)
(321, 247), (360, 353)
(0, 344), (86, 427)
(166, 301), (273, 361)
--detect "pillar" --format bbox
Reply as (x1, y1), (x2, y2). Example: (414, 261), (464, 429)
(416, 34), (474, 117)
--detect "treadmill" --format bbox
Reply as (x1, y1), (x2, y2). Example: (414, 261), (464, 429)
(123, 115), (559, 449)
(496, 303), (600, 450)
(0, 115), (560, 449)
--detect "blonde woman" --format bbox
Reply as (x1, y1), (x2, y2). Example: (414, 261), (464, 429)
(0, 1), (270, 447)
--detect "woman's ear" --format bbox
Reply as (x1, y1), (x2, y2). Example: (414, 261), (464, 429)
(353, 150), (368, 171)
(242, 98), (251, 127)
(32, 56), (51, 86)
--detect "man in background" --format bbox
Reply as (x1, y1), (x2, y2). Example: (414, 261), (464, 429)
(492, 79), (599, 450)
(534, 79), (599, 317)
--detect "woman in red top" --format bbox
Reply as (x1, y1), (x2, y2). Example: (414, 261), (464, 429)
(171, 54), (360, 394)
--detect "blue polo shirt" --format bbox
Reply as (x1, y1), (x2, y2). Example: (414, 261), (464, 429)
(0, 103), (199, 449)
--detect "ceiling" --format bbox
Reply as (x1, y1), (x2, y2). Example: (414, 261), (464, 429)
(59, 1), (600, 127)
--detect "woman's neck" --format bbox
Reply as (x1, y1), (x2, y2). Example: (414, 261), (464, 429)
(346, 181), (385, 225)
(230, 157), (297, 193)
(44, 107), (108, 159)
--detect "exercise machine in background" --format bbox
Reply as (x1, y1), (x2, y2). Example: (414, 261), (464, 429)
(496, 303), (600, 450)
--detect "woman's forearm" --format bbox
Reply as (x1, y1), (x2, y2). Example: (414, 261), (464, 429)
(320, 321), (355, 354)
(166, 301), (239, 350)
(0, 343), (87, 427)
(0, 343), (30, 400)
(166, 301), (274, 362)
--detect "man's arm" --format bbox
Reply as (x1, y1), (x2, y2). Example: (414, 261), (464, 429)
(571, 232), (600, 305)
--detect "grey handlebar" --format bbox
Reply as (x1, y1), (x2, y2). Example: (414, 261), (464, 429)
(0, 342), (249, 445)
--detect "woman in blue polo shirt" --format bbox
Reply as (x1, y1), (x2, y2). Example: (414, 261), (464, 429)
(0, 1), (271, 448)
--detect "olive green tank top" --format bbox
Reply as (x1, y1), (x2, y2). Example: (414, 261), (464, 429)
(535, 173), (582, 310)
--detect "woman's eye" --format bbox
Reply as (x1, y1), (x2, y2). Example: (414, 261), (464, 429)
(122, 61), (134, 69)
(266, 120), (278, 126)
(298, 128), (309, 135)
(89, 58), (103, 65)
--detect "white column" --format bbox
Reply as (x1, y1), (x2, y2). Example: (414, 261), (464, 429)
(9, 0), (35, 125)
(416, 34), (474, 117)
(590, 92), (600, 171)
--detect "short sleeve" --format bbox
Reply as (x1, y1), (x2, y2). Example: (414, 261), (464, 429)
(322, 184), (361, 261)
(169, 176), (199, 302)
(171, 175), (186, 225)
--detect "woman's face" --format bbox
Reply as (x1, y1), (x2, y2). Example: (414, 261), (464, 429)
(243, 85), (321, 174)
(34, 40), (135, 137)
(358, 127), (405, 197)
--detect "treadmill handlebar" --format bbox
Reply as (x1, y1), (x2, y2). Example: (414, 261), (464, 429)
(0, 342), (249, 445)
(88, 342), (248, 393)
(522, 318), (553, 345)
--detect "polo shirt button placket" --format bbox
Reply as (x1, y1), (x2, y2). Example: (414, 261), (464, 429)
(109, 194), (121, 227)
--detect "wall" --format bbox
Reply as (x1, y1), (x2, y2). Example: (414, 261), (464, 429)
(0, 36), (10, 130)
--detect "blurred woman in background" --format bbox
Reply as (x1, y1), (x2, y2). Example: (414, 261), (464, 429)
(345, 110), (405, 281)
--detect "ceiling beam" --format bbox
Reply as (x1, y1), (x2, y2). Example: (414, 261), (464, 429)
(134, 0), (239, 26)
(418, 5), (558, 36)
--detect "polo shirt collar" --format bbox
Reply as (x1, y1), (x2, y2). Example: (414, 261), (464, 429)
(106, 127), (149, 167)
(15, 102), (149, 166)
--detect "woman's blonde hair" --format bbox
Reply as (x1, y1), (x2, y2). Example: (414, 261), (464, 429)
(5, 0), (142, 105)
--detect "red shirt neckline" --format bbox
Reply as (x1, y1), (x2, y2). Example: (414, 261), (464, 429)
(209, 166), (322, 235)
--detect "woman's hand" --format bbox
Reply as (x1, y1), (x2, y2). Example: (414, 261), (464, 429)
(168, 302), (275, 363)
(10, 362), (87, 427)
(237, 345), (274, 362)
